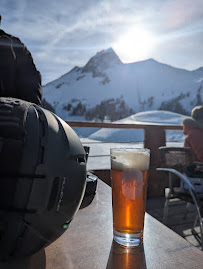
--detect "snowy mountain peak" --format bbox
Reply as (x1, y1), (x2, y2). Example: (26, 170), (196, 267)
(43, 48), (203, 122)
(133, 58), (163, 67)
(142, 58), (157, 63)
(82, 48), (122, 75)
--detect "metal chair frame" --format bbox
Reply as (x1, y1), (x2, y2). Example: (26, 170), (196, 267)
(157, 167), (203, 250)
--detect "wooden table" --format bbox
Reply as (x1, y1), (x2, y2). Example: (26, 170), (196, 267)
(45, 179), (203, 269)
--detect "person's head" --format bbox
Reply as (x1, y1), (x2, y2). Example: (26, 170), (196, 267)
(182, 105), (203, 131)
(191, 105), (203, 121)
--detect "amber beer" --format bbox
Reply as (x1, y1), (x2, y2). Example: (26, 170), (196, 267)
(110, 148), (150, 247)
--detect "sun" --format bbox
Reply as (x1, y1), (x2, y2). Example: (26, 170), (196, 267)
(113, 26), (157, 63)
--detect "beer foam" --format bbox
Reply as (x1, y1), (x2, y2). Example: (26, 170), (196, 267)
(111, 149), (150, 171)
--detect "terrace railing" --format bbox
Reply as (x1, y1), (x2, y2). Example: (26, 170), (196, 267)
(66, 121), (183, 196)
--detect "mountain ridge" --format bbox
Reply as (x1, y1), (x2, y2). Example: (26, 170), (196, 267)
(43, 48), (203, 121)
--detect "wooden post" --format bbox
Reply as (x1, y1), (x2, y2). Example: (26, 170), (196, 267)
(144, 126), (167, 196)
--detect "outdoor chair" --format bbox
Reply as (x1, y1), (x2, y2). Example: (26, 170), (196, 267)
(157, 146), (203, 250)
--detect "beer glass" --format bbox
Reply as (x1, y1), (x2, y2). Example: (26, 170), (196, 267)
(110, 148), (150, 247)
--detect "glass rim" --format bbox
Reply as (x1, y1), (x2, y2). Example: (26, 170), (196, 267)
(110, 147), (150, 170)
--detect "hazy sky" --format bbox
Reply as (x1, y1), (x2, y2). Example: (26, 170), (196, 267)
(1, 0), (203, 84)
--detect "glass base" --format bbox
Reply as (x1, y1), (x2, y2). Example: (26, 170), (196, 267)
(113, 229), (143, 247)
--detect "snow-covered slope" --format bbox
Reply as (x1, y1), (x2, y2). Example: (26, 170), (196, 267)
(43, 48), (203, 121)
(88, 110), (185, 142)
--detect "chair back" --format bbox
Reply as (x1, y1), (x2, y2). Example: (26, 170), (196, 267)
(159, 147), (193, 172)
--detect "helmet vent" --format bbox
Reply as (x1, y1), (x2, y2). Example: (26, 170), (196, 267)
(47, 177), (60, 211)
(76, 157), (86, 164)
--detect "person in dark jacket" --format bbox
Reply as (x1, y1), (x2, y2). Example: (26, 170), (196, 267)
(0, 15), (42, 105)
(182, 105), (203, 163)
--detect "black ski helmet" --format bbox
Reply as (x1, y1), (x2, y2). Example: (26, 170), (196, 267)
(0, 97), (86, 261)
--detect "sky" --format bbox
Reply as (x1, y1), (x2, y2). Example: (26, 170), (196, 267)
(1, 0), (203, 85)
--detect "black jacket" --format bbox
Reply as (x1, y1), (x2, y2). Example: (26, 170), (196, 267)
(0, 29), (42, 105)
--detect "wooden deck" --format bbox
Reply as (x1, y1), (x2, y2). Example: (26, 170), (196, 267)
(146, 195), (203, 250)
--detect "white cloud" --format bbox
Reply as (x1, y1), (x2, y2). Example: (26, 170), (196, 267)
(1, 0), (203, 84)
(160, 0), (203, 30)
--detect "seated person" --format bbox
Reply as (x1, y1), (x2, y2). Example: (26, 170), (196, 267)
(0, 15), (42, 105)
(182, 105), (203, 168)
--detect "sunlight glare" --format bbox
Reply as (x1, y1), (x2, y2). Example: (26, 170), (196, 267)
(113, 26), (157, 63)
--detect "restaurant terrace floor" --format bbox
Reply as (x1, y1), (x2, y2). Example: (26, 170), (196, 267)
(146, 196), (202, 250)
